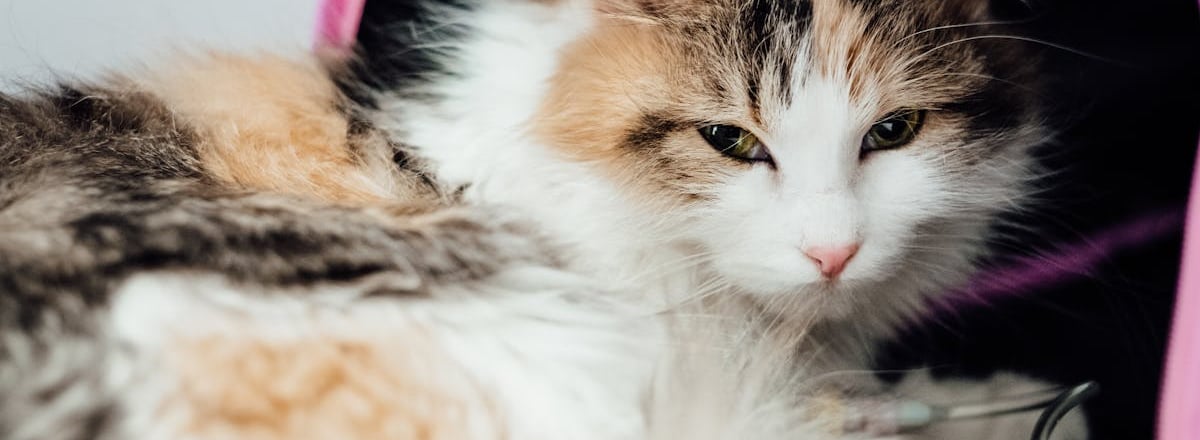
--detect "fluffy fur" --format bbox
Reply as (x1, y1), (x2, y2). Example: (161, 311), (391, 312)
(0, 0), (1078, 439)
(363, 0), (1049, 375)
(355, 0), (1073, 437)
(0, 51), (846, 440)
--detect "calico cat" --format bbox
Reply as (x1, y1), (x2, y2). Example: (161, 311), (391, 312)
(356, 0), (1054, 397)
(0, 0), (1080, 439)
(350, 0), (1083, 436)
(0, 54), (826, 439)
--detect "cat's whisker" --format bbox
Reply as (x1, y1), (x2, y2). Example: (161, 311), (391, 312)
(659, 277), (737, 311)
(910, 34), (1119, 66)
(622, 252), (720, 283)
(922, 72), (1036, 91)
(899, 18), (1038, 43)
(894, 258), (967, 280)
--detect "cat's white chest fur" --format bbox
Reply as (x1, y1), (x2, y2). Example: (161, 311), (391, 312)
(377, 0), (700, 302)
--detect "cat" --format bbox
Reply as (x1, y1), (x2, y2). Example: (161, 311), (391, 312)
(349, 0), (1084, 437)
(353, 0), (1040, 358)
(0, 52), (852, 438)
(0, 0), (1082, 439)
(0, 20), (868, 440)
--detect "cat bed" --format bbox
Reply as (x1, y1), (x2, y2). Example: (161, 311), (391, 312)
(312, 1), (1200, 438)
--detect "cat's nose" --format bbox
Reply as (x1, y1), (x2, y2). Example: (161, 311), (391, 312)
(804, 243), (860, 279)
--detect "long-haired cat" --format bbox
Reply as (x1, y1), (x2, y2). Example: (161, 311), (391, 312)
(352, 0), (1081, 436)
(0, 0), (1081, 439)
(359, 0), (1045, 362)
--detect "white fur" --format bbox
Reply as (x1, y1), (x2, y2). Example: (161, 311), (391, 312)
(109, 268), (652, 439)
(377, 0), (686, 292)
(105, 268), (851, 439)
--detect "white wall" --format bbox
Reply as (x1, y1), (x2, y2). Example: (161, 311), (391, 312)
(0, 0), (320, 89)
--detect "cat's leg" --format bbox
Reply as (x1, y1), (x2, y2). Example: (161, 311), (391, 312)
(887, 370), (1088, 440)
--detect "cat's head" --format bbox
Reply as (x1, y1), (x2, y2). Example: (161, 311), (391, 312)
(531, 0), (1048, 318)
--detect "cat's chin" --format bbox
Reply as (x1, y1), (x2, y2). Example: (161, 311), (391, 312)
(713, 264), (870, 296)
(717, 272), (880, 321)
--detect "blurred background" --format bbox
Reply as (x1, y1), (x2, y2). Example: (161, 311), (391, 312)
(2, 0), (1198, 438)
(0, 0), (318, 89)
(878, 1), (1200, 439)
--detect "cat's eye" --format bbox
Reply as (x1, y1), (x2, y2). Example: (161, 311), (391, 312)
(699, 125), (772, 162)
(862, 110), (926, 153)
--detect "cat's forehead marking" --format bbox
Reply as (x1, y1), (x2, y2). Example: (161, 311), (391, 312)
(808, 0), (878, 101)
(636, 0), (990, 124)
(802, 0), (990, 111)
(726, 0), (813, 117)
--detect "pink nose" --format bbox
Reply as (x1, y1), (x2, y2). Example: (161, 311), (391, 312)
(804, 243), (860, 278)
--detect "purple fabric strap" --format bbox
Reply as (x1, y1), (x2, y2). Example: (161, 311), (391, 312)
(936, 208), (1183, 314)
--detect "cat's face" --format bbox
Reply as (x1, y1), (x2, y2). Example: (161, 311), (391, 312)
(535, 0), (1043, 316)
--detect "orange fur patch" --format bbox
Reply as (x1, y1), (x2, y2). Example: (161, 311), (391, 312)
(810, 0), (878, 101)
(534, 20), (740, 203)
(168, 332), (499, 440)
(146, 54), (404, 205)
(535, 24), (672, 161)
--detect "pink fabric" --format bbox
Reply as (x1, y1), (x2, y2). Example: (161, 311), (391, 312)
(314, 0), (366, 52)
(1158, 140), (1200, 439)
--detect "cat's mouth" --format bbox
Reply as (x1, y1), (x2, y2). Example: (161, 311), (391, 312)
(741, 281), (864, 322)
(724, 269), (872, 301)
(802, 276), (872, 298)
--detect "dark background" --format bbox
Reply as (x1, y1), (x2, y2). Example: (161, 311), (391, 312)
(877, 0), (1200, 439)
